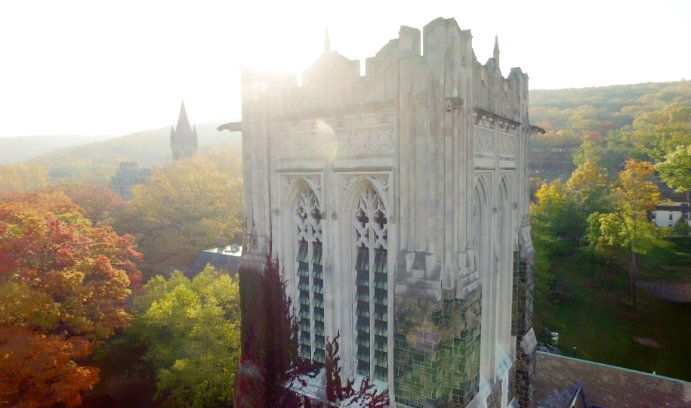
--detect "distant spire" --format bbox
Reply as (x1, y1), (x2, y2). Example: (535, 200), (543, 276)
(176, 100), (192, 133)
(171, 100), (197, 161)
(324, 26), (330, 53)
(493, 35), (500, 65)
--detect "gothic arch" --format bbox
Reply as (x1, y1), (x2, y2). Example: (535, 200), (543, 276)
(340, 178), (390, 382)
(281, 178), (325, 363)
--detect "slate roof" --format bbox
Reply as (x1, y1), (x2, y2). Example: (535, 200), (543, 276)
(535, 351), (691, 408)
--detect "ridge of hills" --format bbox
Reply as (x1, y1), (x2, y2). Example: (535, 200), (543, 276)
(0, 134), (116, 164)
(25, 120), (240, 184)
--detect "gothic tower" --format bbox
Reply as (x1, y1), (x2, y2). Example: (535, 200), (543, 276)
(238, 18), (537, 408)
(170, 100), (198, 160)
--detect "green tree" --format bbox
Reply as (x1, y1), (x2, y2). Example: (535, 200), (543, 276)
(572, 140), (603, 167)
(587, 159), (660, 309)
(656, 144), (691, 196)
(116, 154), (242, 278)
(133, 266), (241, 408)
(531, 180), (580, 251)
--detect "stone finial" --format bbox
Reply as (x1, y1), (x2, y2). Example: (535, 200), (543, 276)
(493, 35), (500, 65)
(324, 26), (330, 53)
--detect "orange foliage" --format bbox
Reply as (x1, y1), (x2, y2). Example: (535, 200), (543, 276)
(0, 194), (143, 407)
(0, 201), (142, 338)
(60, 184), (125, 225)
(0, 327), (99, 408)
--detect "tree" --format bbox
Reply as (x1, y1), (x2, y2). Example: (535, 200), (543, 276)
(131, 266), (241, 408)
(0, 163), (48, 192)
(60, 184), (125, 225)
(587, 159), (660, 309)
(0, 194), (142, 406)
(116, 154), (242, 278)
(531, 180), (581, 251)
(656, 144), (691, 196)
(0, 327), (99, 408)
(235, 253), (319, 408)
(566, 159), (610, 219)
(572, 140), (603, 167)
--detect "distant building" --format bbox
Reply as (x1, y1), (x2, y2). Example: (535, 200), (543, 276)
(109, 161), (150, 200)
(652, 202), (690, 228)
(188, 244), (242, 278)
(170, 101), (198, 161)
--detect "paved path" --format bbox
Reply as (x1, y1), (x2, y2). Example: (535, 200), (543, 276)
(638, 281), (691, 302)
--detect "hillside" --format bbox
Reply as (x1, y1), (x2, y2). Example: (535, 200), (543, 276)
(0, 134), (116, 164)
(29, 121), (240, 184)
(529, 80), (690, 179)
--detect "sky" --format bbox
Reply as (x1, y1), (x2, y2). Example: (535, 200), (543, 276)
(1, 0), (689, 138)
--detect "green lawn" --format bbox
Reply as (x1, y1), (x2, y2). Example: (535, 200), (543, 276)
(534, 242), (691, 381)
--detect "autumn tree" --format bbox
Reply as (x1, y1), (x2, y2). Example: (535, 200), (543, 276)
(0, 163), (48, 192)
(566, 159), (610, 218)
(0, 327), (99, 408)
(0, 193), (142, 407)
(587, 159), (660, 309)
(116, 154), (242, 278)
(129, 266), (241, 408)
(60, 184), (125, 225)
(235, 253), (319, 407)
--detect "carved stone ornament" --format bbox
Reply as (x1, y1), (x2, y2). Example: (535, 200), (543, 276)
(281, 174), (323, 206)
(273, 122), (394, 159)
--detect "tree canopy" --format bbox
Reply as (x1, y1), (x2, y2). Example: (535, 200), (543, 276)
(130, 266), (241, 408)
(0, 192), (142, 407)
(116, 154), (242, 278)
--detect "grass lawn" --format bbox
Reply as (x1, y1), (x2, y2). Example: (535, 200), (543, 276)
(534, 239), (691, 381)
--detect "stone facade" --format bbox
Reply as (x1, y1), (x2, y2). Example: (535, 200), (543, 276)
(109, 161), (150, 200)
(239, 17), (536, 408)
(170, 100), (198, 160)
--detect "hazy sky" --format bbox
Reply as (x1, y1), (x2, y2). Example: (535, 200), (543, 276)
(1, 0), (689, 138)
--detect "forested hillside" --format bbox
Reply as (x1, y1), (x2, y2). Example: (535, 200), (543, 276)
(529, 81), (690, 181)
(28, 121), (240, 184)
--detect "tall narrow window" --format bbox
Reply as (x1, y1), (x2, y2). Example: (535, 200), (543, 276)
(294, 190), (324, 363)
(353, 187), (388, 381)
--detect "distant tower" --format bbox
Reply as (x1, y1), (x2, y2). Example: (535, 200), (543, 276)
(170, 100), (198, 160)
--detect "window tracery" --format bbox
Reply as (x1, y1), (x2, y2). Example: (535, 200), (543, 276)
(294, 189), (325, 363)
(353, 186), (388, 381)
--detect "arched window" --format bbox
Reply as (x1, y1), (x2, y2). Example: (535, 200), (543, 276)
(352, 186), (388, 381)
(294, 189), (325, 363)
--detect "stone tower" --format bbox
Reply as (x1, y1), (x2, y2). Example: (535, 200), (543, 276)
(239, 18), (537, 408)
(170, 100), (198, 160)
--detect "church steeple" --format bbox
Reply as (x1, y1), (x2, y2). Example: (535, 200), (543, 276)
(170, 100), (198, 161)
(176, 100), (192, 134)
